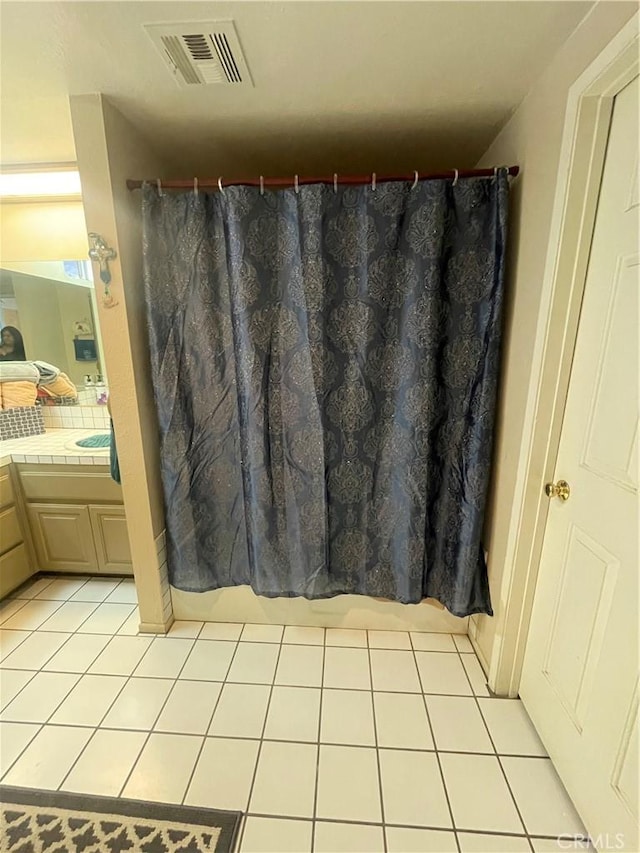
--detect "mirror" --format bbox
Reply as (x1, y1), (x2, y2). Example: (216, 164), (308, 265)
(0, 260), (107, 406)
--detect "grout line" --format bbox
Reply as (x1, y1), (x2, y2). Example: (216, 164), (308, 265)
(55, 643), (178, 794)
(0, 612), (137, 639)
(366, 637), (388, 853)
(30, 576), (93, 603)
(0, 646), (80, 723)
(0, 627), (34, 662)
(1, 631), (121, 676)
(55, 725), (100, 793)
(456, 644), (534, 844)
(0, 721), (45, 780)
(242, 811), (545, 837)
(1, 669), (83, 779)
(310, 640), (326, 851)
(241, 811), (585, 848)
(180, 635), (242, 807)
(409, 638), (461, 853)
(4, 577), (132, 634)
(0, 708), (558, 760)
(0, 666), (39, 714)
(62, 634), (158, 731)
(1, 630), (79, 673)
(0, 618), (470, 652)
(0, 597), (67, 632)
(130, 635), (197, 680)
(76, 602), (138, 636)
(0, 598), (31, 627)
(154, 683), (224, 739)
(193, 621), (206, 640)
(115, 680), (191, 798)
(39, 601), (103, 635)
(8, 573), (58, 600)
(56, 634), (165, 792)
(0, 651), (499, 695)
(53, 724), (99, 791)
(234, 631), (286, 852)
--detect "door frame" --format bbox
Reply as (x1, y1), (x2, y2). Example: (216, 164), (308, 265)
(487, 14), (639, 697)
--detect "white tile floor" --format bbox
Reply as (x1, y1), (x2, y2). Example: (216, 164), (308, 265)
(0, 575), (591, 853)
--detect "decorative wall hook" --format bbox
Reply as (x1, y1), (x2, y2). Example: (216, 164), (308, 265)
(88, 232), (118, 308)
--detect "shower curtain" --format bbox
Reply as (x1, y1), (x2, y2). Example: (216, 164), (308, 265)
(142, 173), (508, 617)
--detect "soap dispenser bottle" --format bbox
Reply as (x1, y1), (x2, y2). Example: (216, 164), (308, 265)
(83, 374), (94, 405)
(94, 374), (107, 406)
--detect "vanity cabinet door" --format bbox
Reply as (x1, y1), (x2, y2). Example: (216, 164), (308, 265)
(0, 507), (23, 555)
(27, 503), (98, 573)
(89, 505), (133, 574)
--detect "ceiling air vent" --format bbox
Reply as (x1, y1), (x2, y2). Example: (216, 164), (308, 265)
(144, 21), (252, 87)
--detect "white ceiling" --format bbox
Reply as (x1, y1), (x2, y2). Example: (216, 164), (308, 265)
(0, 1), (595, 176)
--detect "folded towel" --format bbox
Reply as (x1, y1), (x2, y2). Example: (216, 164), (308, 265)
(33, 360), (61, 385)
(40, 373), (78, 400)
(0, 361), (39, 384)
(0, 361), (77, 402)
(1, 380), (38, 409)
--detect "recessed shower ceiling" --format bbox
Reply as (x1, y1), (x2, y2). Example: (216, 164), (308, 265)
(0, 1), (596, 174)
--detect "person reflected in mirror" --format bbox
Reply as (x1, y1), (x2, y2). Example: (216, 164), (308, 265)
(0, 326), (27, 361)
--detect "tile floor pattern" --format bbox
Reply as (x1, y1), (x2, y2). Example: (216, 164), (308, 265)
(0, 575), (591, 853)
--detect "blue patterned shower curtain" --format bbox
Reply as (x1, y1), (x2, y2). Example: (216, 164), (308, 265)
(141, 173), (508, 617)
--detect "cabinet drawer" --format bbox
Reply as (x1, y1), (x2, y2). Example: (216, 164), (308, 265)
(27, 503), (98, 573)
(0, 506), (23, 556)
(0, 469), (15, 511)
(0, 543), (33, 598)
(19, 468), (123, 503)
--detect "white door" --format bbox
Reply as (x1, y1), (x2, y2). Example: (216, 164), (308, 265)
(520, 76), (639, 851)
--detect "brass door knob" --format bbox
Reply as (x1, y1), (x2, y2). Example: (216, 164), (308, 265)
(545, 480), (571, 501)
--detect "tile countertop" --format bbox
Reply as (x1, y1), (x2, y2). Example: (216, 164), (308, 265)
(0, 428), (111, 467)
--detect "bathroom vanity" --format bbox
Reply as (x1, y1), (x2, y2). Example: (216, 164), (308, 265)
(0, 428), (132, 597)
(0, 464), (31, 597)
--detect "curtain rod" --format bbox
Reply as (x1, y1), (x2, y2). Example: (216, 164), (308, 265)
(126, 166), (519, 192)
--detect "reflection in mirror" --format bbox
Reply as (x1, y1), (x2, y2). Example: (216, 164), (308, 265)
(0, 261), (107, 408)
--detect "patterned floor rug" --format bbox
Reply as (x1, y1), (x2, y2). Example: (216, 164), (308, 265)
(0, 786), (242, 853)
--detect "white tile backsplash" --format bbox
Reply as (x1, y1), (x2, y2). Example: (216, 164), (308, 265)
(41, 405), (109, 431)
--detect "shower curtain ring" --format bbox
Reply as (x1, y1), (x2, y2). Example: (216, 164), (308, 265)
(371, 172), (376, 192)
(493, 166), (499, 180)
(411, 170), (419, 190)
(260, 176), (265, 196)
(294, 174), (299, 194)
(218, 176), (225, 194)
(333, 173), (338, 193)
(156, 178), (163, 197)
(452, 169), (459, 187)
(193, 177), (198, 197)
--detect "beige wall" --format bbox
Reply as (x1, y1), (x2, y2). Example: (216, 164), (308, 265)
(70, 93), (173, 631)
(12, 274), (68, 369)
(9, 274), (95, 385)
(55, 282), (97, 385)
(473, 2), (637, 673)
(0, 202), (87, 262)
